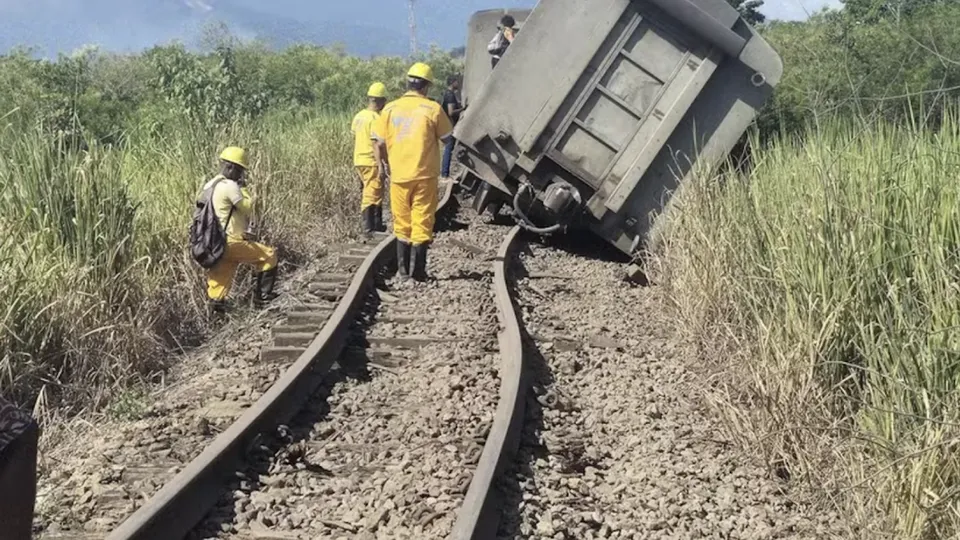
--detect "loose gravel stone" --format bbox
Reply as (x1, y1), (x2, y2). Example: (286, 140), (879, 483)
(495, 240), (848, 540)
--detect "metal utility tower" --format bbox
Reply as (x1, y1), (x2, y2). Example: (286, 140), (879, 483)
(408, 0), (418, 57)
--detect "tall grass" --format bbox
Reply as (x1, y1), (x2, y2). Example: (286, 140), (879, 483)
(0, 112), (356, 412)
(0, 38), (463, 418)
(658, 115), (960, 538)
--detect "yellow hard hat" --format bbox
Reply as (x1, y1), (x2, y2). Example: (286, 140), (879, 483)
(407, 62), (434, 83)
(219, 146), (248, 169)
(367, 82), (387, 98)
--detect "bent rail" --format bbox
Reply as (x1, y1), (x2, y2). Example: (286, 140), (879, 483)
(450, 225), (526, 540)
(108, 180), (453, 540)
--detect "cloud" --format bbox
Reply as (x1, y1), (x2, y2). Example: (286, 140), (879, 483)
(183, 0), (214, 12)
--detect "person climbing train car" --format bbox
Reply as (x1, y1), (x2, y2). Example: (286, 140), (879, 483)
(193, 147), (279, 312)
(487, 15), (518, 68)
(352, 82), (389, 235)
(371, 62), (453, 282)
(0, 396), (39, 540)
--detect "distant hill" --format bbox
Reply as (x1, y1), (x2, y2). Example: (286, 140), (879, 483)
(0, 0), (535, 57)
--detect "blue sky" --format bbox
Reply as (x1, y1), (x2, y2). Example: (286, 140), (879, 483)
(0, 0), (847, 57)
(764, 0), (843, 20)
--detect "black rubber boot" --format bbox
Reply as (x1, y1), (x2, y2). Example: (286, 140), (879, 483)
(411, 243), (429, 282)
(396, 241), (411, 281)
(361, 206), (375, 235)
(209, 299), (229, 317)
(373, 205), (386, 232)
(254, 267), (279, 307)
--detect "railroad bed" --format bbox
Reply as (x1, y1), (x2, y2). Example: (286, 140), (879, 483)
(35, 181), (534, 540)
(35, 251), (366, 539)
(34, 184), (840, 540)
(192, 208), (510, 539)
(493, 241), (843, 540)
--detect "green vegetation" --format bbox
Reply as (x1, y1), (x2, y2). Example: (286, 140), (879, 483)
(659, 1), (960, 537)
(727, 0), (766, 25)
(662, 118), (960, 536)
(0, 32), (459, 411)
(759, 0), (960, 138)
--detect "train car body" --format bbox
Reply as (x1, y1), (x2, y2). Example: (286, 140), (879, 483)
(453, 0), (782, 255)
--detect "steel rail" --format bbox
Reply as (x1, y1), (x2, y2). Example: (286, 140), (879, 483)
(450, 225), (526, 540)
(107, 180), (453, 540)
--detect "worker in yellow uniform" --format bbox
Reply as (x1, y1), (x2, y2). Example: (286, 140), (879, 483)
(352, 82), (388, 234)
(204, 147), (279, 311)
(371, 63), (453, 282)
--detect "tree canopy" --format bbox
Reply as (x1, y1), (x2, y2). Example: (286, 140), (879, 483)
(728, 0), (766, 25)
(842, 0), (947, 23)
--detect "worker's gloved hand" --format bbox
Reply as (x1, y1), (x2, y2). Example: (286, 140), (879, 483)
(241, 187), (253, 201)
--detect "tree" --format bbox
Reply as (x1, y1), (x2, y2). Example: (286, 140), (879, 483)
(842, 0), (943, 24)
(728, 0), (766, 25)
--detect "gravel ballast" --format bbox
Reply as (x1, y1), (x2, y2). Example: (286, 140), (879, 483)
(495, 240), (844, 540)
(34, 252), (352, 539)
(197, 210), (513, 539)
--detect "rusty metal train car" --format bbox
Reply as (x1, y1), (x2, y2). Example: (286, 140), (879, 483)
(452, 0), (783, 256)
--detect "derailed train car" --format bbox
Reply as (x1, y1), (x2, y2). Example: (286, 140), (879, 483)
(453, 0), (782, 256)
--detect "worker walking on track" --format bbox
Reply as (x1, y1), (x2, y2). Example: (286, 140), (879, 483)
(372, 62), (453, 282)
(199, 147), (279, 312)
(352, 82), (389, 234)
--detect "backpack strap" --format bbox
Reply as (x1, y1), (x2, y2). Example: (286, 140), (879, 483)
(207, 176), (236, 236)
(223, 203), (235, 235)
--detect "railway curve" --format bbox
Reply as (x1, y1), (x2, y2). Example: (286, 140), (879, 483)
(91, 182), (531, 540)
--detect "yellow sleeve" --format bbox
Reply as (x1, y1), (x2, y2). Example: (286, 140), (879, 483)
(236, 187), (254, 215)
(436, 107), (454, 141)
(371, 110), (388, 142)
(350, 113), (360, 135)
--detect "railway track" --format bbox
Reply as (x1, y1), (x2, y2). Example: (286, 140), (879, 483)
(38, 246), (380, 539)
(34, 183), (840, 540)
(45, 181), (530, 540)
(490, 241), (839, 540)
(188, 206), (512, 539)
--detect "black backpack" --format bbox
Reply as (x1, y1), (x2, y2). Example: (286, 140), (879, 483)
(189, 177), (234, 269)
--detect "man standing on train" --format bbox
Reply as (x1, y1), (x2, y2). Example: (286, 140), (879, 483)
(371, 63), (453, 283)
(487, 14), (518, 68)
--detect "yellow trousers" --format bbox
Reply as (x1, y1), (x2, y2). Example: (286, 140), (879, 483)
(390, 178), (438, 244)
(356, 166), (382, 210)
(206, 239), (278, 300)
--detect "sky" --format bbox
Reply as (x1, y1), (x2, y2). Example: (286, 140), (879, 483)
(0, 0), (847, 57)
(764, 0), (844, 20)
